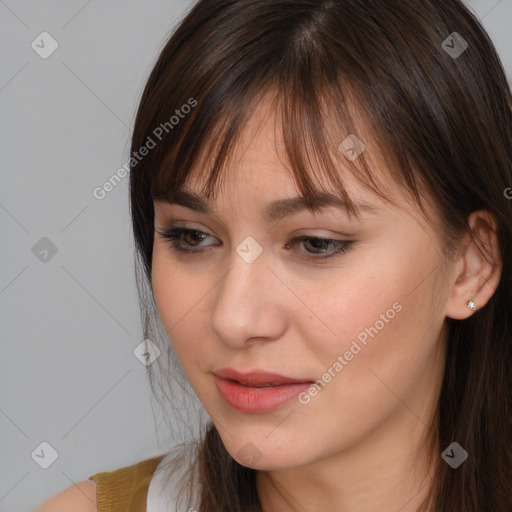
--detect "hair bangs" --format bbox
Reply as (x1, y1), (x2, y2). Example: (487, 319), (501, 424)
(149, 62), (408, 224)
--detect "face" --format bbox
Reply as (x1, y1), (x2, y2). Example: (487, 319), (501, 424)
(151, 100), (452, 473)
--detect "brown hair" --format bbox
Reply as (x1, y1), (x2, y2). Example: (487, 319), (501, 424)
(129, 0), (512, 510)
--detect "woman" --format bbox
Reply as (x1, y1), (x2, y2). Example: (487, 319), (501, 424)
(35, 0), (512, 510)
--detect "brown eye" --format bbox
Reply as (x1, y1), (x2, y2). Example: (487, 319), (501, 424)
(157, 227), (354, 262)
(302, 237), (332, 254)
(182, 230), (209, 246)
(285, 236), (354, 261)
(156, 227), (217, 253)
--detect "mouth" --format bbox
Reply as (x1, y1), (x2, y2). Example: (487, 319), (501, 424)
(237, 383), (280, 388)
(213, 368), (314, 413)
(213, 367), (313, 387)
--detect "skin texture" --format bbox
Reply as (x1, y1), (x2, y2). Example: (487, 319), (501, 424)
(151, 99), (502, 512)
(33, 479), (97, 511)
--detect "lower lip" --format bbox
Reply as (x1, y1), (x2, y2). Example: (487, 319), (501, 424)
(215, 376), (312, 413)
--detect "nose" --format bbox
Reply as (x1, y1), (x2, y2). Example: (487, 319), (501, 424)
(210, 242), (288, 348)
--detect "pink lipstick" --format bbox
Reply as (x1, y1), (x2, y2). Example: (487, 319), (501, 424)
(214, 368), (313, 413)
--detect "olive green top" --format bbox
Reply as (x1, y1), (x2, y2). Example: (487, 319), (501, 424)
(88, 454), (165, 511)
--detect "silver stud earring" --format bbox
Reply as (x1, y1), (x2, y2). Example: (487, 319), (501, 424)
(467, 300), (476, 310)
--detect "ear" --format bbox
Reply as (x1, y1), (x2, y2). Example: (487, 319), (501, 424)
(445, 210), (502, 320)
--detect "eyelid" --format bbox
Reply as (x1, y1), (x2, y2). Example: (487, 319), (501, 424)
(155, 217), (353, 238)
(155, 221), (351, 243)
(155, 224), (354, 262)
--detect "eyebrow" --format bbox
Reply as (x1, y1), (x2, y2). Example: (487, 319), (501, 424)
(153, 189), (378, 221)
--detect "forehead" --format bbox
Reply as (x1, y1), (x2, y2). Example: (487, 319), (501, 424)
(179, 99), (396, 212)
(152, 90), (424, 226)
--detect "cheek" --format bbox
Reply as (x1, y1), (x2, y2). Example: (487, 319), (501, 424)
(151, 252), (209, 366)
(151, 235), (446, 405)
(299, 237), (442, 370)
(298, 250), (446, 415)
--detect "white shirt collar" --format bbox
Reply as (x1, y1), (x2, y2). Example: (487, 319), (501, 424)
(146, 442), (201, 511)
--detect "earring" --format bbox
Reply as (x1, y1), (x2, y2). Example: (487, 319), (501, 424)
(467, 300), (476, 310)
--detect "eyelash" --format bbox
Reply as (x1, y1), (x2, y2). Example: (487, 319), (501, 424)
(156, 227), (354, 262)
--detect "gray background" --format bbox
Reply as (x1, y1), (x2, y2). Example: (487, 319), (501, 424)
(0, 1), (510, 510)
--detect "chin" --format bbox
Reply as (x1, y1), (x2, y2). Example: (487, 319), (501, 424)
(220, 435), (314, 472)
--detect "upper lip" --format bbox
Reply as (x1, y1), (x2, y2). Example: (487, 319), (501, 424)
(214, 368), (313, 386)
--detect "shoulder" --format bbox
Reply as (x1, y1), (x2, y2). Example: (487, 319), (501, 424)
(33, 454), (166, 512)
(33, 479), (97, 511)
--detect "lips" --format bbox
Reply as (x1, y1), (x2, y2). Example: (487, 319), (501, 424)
(213, 367), (313, 387)
(214, 368), (314, 413)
